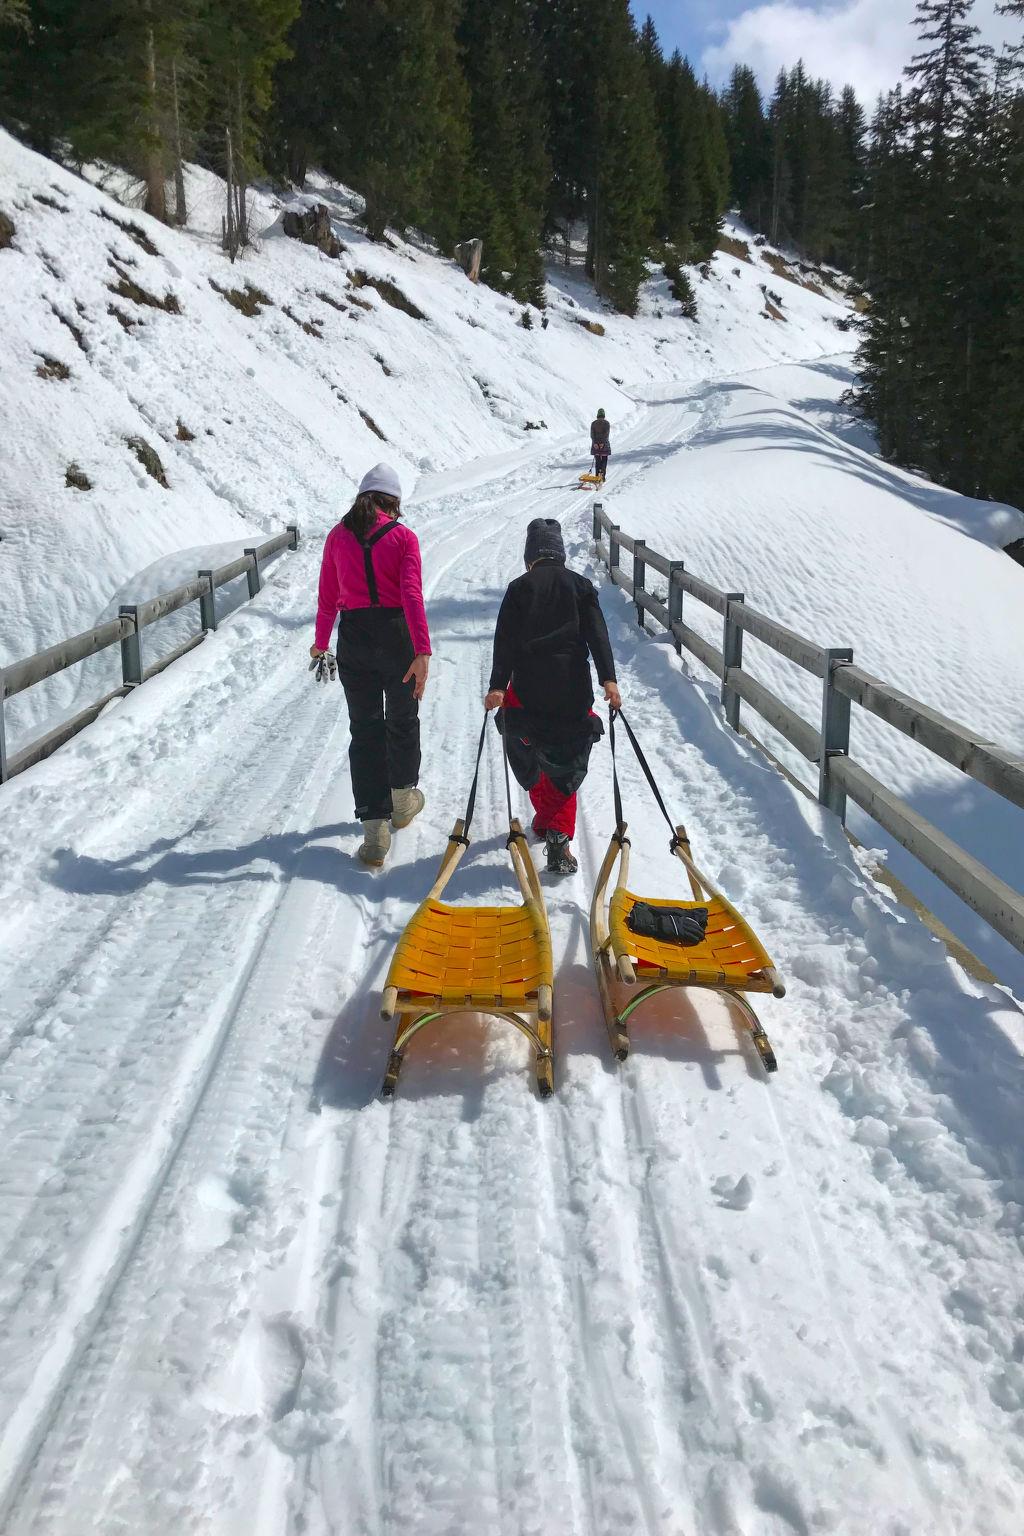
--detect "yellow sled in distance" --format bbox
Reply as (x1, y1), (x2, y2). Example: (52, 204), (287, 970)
(380, 715), (555, 1098)
(590, 711), (785, 1072)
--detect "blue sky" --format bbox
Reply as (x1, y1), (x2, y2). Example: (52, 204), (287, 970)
(630, 1), (1018, 105)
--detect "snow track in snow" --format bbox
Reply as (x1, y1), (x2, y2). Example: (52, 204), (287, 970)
(2, 402), (1023, 1536)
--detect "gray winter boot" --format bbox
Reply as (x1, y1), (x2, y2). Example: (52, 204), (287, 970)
(390, 786), (425, 830)
(357, 819), (391, 867)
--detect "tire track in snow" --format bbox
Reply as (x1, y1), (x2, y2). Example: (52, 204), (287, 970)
(0, 645), (356, 1528)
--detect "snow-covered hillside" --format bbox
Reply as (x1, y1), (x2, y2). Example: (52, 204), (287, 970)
(0, 126), (856, 746)
(1, 129), (1024, 1536)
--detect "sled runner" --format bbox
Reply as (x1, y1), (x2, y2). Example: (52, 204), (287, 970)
(589, 710), (784, 1072)
(380, 714), (555, 1098)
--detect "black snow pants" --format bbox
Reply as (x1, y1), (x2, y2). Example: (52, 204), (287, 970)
(337, 608), (420, 821)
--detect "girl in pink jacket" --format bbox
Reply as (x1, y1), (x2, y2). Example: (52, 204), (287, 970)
(311, 463), (431, 866)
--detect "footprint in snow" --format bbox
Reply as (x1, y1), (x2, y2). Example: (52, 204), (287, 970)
(713, 1173), (755, 1210)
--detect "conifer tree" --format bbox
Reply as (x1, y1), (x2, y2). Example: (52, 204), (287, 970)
(459, 0), (549, 300)
(314, 0), (469, 245)
(722, 65), (771, 229)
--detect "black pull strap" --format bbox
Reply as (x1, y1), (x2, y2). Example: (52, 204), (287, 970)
(457, 712), (491, 845)
(500, 709), (516, 843)
(610, 707), (681, 850)
(359, 519), (399, 607)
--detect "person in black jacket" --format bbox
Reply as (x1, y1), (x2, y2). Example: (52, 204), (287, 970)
(484, 518), (621, 875)
(590, 407), (610, 482)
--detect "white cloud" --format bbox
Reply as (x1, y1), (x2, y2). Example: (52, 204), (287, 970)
(701, 0), (1019, 106)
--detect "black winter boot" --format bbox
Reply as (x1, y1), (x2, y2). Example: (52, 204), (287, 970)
(545, 831), (578, 876)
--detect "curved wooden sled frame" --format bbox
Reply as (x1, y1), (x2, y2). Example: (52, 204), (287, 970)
(381, 817), (554, 1099)
(590, 821), (785, 1074)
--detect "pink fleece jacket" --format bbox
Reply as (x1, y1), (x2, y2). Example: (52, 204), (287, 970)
(315, 512), (431, 655)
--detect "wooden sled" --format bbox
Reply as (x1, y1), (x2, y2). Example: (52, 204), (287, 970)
(591, 712), (785, 1073)
(578, 472), (603, 488)
(380, 720), (554, 1098)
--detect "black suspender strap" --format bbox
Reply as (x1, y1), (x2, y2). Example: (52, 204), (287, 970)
(359, 519), (399, 606)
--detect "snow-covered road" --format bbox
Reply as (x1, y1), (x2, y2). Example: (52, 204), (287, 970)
(1, 397), (1022, 1536)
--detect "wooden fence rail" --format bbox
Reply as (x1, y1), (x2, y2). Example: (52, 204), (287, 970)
(591, 501), (1024, 958)
(0, 525), (299, 785)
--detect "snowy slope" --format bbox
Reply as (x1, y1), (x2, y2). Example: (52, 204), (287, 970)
(0, 127), (854, 749)
(2, 129), (1024, 1536)
(608, 366), (1024, 989)
(1, 430), (1023, 1536)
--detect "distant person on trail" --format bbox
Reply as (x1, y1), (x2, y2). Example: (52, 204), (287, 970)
(311, 463), (431, 869)
(484, 518), (621, 876)
(590, 407), (610, 482)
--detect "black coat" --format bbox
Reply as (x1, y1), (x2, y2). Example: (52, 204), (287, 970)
(489, 561), (616, 738)
(590, 417), (610, 449)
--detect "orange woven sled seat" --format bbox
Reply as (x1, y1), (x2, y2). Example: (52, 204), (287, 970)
(590, 708), (785, 1073)
(386, 899), (551, 1007)
(379, 711), (556, 1100)
(608, 890), (776, 992)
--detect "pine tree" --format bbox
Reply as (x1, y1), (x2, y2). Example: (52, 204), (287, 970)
(314, 0), (469, 244)
(459, 0), (549, 299)
(722, 65), (771, 229)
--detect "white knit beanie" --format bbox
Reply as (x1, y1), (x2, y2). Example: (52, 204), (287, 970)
(358, 462), (402, 500)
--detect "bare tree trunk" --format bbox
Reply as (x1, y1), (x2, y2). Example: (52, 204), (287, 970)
(171, 60), (187, 227)
(234, 78), (249, 249)
(144, 19), (166, 222)
(224, 125), (237, 260)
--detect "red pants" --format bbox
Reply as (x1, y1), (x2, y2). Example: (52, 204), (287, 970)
(529, 773), (577, 837)
(500, 688), (597, 839)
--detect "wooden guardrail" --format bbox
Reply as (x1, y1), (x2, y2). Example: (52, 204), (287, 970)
(591, 502), (1024, 958)
(0, 525), (299, 784)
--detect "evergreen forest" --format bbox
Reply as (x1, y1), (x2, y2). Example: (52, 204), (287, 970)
(1, 1), (1022, 509)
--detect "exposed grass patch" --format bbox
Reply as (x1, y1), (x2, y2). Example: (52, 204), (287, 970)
(50, 302), (87, 351)
(108, 303), (140, 333)
(375, 353), (393, 376)
(762, 249), (825, 294)
(65, 462), (91, 491)
(107, 260), (180, 313)
(575, 317), (605, 337)
(35, 353), (71, 381)
(349, 270), (426, 320)
(126, 436), (169, 487)
(33, 192), (69, 213)
(718, 232), (751, 263)
(359, 408), (386, 440)
(0, 211), (14, 250)
(315, 289), (347, 312)
(348, 291), (373, 312)
(763, 298), (786, 322)
(209, 278), (273, 316)
(97, 207), (158, 256)
(282, 303), (323, 337)
(176, 418), (196, 441)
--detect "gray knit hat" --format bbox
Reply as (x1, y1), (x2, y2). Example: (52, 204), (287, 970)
(358, 462), (402, 500)
(524, 517), (566, 567)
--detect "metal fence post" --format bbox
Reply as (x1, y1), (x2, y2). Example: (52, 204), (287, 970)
(0, 675), (8, 784)
(633, 540), (647, 630)
(592, 499), (603, 546)
(287, 523), (300, 550)
(609, 524), (621, 581)
(119, 607), (143, 687)
(819, 647), (854, 823)
(244, 548), (261, 598)
(668, 562), (684, 655)
(198, 571), (217, 633)
(721, 592), (745, 731)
